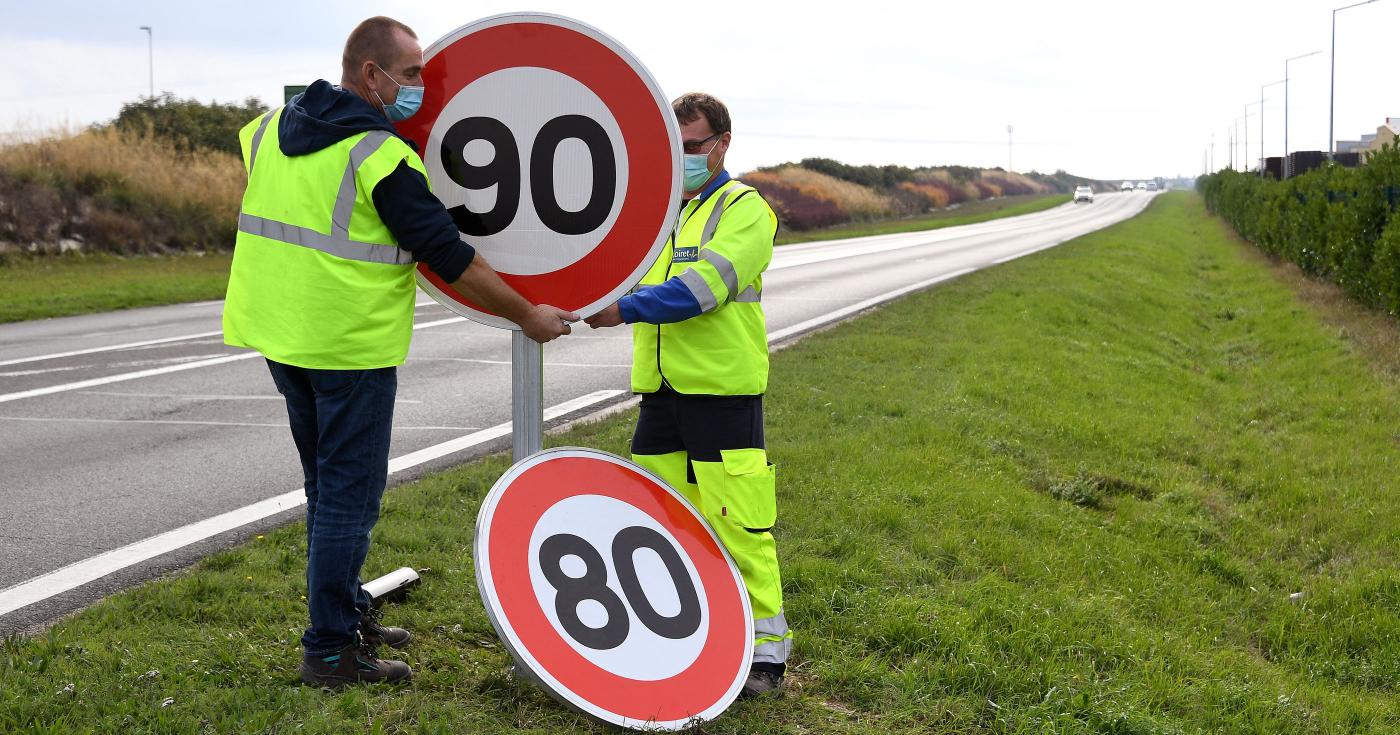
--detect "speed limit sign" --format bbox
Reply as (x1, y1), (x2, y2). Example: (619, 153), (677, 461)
(398, 14), (682, 327)
(476, 448), (753, 729)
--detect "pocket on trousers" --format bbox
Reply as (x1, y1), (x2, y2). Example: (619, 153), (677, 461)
(307, 368), (360, 396)
(718, 448), (777, 532)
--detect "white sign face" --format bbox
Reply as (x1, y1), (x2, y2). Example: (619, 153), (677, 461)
(423, 67), (629, 276)
(476, 447), (753, 731)
(401, 13), (681, 329)
(527, 494), (710, 681)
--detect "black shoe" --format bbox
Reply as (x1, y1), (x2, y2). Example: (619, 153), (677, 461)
(359, 609), (412, 649)
(299, 642), (411, 688)
(740, 668), (784, 698)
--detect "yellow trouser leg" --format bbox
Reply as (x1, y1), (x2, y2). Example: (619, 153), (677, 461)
(631, 451), (700, 510)
(690, 449), (791, 665)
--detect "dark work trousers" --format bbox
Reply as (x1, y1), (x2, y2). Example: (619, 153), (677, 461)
(265, 359), (397, 657)
(631, 386), (765, 486)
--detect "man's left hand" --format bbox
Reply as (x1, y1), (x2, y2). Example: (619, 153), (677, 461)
(585, 303), (624, 329)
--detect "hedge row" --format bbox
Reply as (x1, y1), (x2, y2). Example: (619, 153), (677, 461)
(1198, 143), (1400, 314)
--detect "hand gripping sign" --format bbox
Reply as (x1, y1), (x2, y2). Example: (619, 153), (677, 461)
(476, 448), (754, 730)
(396, 14), (682, 327)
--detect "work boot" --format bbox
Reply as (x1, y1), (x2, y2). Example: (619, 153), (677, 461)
(299, 641), (411, 688)
(359, 609), (412, 649)
(739, 667), (784, 698)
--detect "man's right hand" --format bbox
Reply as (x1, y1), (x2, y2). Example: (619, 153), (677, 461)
(519, 304), (578, 343)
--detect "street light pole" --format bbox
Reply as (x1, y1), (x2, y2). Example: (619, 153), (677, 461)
(138, 25), (153, 99)
(1243, 103), (1260, 173)
(1330, 0), (1381, 158)
(1007, 124), (1013, 173)
(1284, 50), (1322, 178)
(1260, 79), (1285, 175)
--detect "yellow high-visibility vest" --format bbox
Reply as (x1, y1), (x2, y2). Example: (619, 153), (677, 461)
(630, 179), (777, 395)
(223, 108), (425, 369)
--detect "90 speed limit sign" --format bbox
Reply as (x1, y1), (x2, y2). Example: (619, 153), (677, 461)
(476, 448), (753, 730)
(398, 14), (682, 327)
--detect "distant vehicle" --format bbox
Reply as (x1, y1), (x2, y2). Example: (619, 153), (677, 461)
(1146, 181), (1158, 191)
(1074, 185), (1094, 203)
(1121, 181), (1135, 192)
(1136, 182), (1148, 191)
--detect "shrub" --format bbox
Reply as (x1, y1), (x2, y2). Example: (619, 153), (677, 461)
(0, 127), (244, 253)
(895, 181), (950, 210)
(1200, 141), (1400, 312)
(744, 171), (849, 231)
(107, 93), (269, 157)
(750, 166), (896, 222)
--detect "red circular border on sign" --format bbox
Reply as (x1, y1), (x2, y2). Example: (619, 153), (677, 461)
(486, 456), (748, 722)
(397, 22), (673, 316)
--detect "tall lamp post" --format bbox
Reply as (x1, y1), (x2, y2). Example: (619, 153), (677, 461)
(1284, 49), (1322, 178)
(1330, 0), (1382, 158)
(1243, 102), (1260, 173)
(138, 25), (153, 99)
(1007, 124), (1013, 173)
(1260, 79), (1285, 175)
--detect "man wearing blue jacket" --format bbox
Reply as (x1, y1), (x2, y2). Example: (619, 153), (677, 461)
(586, 93), (790, 697)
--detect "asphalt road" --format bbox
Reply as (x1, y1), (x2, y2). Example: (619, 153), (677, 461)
(0, 191), (1156, 632)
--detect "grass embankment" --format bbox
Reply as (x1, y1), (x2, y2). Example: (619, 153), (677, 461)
(775, 193), (1069, 245)
(0, 252), (233, 323)
(3, 193), (1398, 733)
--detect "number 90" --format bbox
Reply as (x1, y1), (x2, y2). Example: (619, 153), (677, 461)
(441, 115), (618, 238)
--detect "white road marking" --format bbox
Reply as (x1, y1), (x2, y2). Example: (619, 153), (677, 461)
(0, 416), (476, 431)
(73, 391), (424, 404)
(769, 267), (979, 343)
(0, 331), (225, 367)
(0, 366), (92, 377)
(408, 356), (631, 368)
(0, 315), (470, 405)
(0, 388), (625, 617)
(0, 353), (261, 405)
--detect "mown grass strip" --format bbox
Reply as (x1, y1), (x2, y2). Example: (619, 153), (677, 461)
(774, 193), (1071, 245)
(0, 252), (232, 324)
(2, 192), (1396, 733)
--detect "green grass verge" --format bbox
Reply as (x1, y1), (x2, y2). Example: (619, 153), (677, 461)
(0, 252), (233, 324)
(775, 193), (1071, 245)
(3, 192), (1397, 733)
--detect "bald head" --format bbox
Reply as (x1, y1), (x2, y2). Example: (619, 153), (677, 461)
(342, 16), (417, 80)
(340, 16), (424, 114)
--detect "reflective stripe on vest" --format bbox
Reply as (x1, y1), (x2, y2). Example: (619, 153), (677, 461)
(671, 188), (762, 310)
(239, 122), (412, 266)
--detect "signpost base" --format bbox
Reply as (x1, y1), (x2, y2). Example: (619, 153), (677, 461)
(512, 330), (543, 461)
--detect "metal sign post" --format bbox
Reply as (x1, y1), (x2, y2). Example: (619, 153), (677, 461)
(511, 332), (543, 461)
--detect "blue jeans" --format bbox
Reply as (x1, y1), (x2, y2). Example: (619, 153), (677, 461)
(266, 359), (397, 657)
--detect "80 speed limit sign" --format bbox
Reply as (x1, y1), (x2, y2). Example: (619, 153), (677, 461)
(476, 448), (753, 730)
(398, 14), (682, 327)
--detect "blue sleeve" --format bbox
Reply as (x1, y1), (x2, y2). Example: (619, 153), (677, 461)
(618, 280), (702, 324)
(372, 160), (476, 282)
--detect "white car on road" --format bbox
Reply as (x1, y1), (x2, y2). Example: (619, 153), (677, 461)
(1074, 185), (1094, 203)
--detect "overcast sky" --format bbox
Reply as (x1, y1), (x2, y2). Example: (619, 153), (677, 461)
(4, 0), (1397, 180)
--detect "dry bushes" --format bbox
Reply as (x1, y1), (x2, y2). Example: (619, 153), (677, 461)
(0, 127), (245, 253)
(744, 170), (850, 231)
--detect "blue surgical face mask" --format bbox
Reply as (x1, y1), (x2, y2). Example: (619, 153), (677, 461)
(683, 137), (722, 190)
(373, 65), (424, 122)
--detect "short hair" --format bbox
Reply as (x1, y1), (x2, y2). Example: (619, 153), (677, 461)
(342, 16), (417, 79)
(672, 93), (731, 135)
